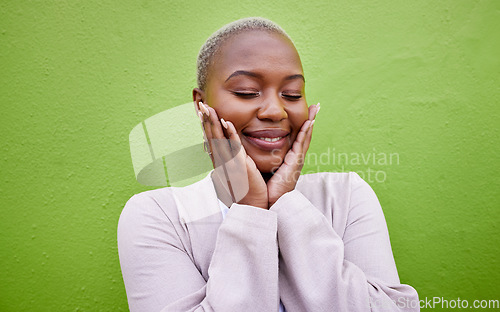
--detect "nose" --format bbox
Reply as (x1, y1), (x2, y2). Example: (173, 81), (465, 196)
(256, 93), (288, 122)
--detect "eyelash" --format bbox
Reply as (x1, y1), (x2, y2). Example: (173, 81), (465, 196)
(283, 94), (302, 101)
(232, 92), (302, 101)
(232, 91), (259, 98)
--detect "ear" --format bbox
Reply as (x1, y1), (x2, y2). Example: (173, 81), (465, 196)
(192, 88), (206, 112)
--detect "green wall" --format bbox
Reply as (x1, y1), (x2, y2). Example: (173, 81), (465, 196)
(1, 0), (499, 311)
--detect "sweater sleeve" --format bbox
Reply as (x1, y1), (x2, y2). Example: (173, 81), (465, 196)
(117, 193), (280, 312)
(270, 173), (419, 312)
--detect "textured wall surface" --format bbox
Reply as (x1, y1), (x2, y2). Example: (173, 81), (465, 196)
(1, 0), (499, 311)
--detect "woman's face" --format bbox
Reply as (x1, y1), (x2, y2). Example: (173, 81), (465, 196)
(196, 30), (308, 173)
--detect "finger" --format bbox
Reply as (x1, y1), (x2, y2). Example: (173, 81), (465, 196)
(302, 103), (319, 153)
(205, 105), (224, 138)
(291, 119), (312, 154)
(302, 119), (315, 154)
(197, 110), (206, 137)
(198, 105), (215, 163)
(283, 119), (313, 172)
(225, 120), (262, 178)
(308, 105), (315, 121)
(308, 102), (320, 121)
(198, 111), (210, 149)
(199, 102), (226, 165)
(198, 102), (213, 142)
(225, 120), (250, 174)
(294, 103), (318, 154)
(225, 120), (240, 142)
(221, 119), (241, 157)
(203, 104), (233, 164)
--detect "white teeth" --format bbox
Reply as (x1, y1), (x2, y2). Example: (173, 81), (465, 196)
(258, 137), (283, 142)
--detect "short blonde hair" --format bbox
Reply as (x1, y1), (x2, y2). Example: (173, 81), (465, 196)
(196, 17), (292, 90)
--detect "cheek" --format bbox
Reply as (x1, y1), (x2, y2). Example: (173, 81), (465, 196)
(212, 102), (255, 131)
(288, 104), (309, 132)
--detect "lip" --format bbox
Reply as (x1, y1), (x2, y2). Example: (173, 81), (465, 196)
(242, 129), (290, 151)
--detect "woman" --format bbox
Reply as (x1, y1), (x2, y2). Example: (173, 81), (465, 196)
(118, 17), (419, 312)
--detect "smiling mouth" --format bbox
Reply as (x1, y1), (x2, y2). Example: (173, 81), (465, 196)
(257, 137), (284, 142)
(242, 129), (290, 151)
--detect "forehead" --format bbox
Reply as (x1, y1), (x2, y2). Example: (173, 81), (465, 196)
(210, 30), (303, 78)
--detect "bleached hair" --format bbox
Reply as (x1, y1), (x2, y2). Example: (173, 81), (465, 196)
(196, 17), (292, 90)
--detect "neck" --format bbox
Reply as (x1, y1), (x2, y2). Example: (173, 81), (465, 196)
(261, 171), (273, 183)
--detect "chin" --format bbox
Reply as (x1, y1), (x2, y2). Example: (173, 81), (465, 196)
(255, 163), (277, 174)
(252, 152), (286, 174)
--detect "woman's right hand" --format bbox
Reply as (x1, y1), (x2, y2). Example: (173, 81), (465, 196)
(198, 102), (269, 209)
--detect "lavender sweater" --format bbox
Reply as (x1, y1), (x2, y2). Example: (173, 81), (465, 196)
(118, 172), (419, 311)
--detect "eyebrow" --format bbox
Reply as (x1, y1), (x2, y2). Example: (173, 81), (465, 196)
(224, 70), (305, 83)
(285, 74), (306, 82)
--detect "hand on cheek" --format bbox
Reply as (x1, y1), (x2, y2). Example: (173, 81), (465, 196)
(200, 102), (319, 209)
(199, 102), (269, 209)
(267, 103), (319, 206)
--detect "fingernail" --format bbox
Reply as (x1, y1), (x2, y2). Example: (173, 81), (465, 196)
(202, 103), (210, 117)
(198, 101), (208, 116)
(198, 111), (204, 123)
(221, 118), (228, 129)
(308, 120), (315, 130)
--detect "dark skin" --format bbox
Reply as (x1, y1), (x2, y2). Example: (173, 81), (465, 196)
(193, 30), (319, 209)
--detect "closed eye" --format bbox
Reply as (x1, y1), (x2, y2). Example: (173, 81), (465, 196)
(282, 94), (302, 101)
(232, 91), (259, 98)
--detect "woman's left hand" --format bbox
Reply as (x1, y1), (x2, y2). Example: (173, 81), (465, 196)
(267, 103), (320, 207)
